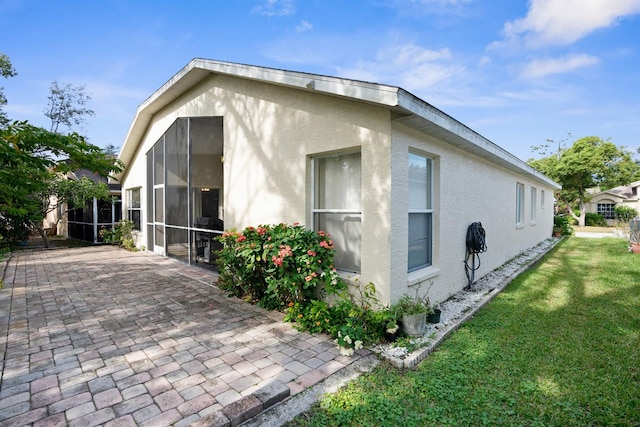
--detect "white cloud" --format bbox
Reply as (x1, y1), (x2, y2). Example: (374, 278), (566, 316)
(295, 20), (313, 33)
(252, 0), (295, 17)
(520, 54), (600, 78)
(503, 0), (640, 48)
(338, 43), (463, 91)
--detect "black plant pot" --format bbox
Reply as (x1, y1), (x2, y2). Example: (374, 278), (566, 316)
(428, 309), (442, 324)
(385, 329), (400, 342)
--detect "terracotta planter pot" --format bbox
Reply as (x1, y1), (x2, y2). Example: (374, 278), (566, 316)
(631, 242), (640, 254)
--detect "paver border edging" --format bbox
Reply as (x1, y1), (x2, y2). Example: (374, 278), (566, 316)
(239, 353), (380, 427)
(384, 237), (564, 369)
(0, 251), (14, 376)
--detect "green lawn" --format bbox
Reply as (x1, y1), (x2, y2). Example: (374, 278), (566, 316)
(288, 238), (640, 426)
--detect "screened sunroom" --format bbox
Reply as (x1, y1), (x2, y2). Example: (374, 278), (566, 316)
(145, 116), (224, 268)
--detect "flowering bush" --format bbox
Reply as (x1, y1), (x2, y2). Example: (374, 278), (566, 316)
(217, 223), (394, 356)
(216, 223), (345, 310)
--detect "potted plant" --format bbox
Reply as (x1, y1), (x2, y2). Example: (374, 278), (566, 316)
(394, 292), (432, 337)
(384, 320), (400, 342)
(552, 226), (562, 237)
(428, 305), (442, 324)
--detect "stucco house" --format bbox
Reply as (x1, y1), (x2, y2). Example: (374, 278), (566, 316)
(115, 58), (560, 306)
(587, 180), (640, 224)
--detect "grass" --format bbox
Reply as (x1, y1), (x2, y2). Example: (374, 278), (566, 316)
(288, 238), (640, 426)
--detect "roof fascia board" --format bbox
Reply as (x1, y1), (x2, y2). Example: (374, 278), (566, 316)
(395, 89), (561, 189)
(191, 58), (400, 106)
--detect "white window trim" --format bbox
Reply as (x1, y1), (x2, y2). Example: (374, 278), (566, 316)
(516, 182), (525, 228)
(126, 187), (142, 231)
(530, 187), (537, 225)
(310, 151), (362, 274)
(408, 152), (433, 272)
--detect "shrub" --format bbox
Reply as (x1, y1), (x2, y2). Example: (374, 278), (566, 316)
(217, 223), (393, 355)
(284, 280), (393, 355)
(216, 223), (345, 310)
(100, 220), (138, 250)
(554, 215), (573, 235)
(615, 205), (638, 223)
(585, 212), (607, 227)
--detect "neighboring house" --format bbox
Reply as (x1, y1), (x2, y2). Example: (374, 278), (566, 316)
(587, 181), (640, 224)
(44, 168), (121, 243)
(115, 59), (560, 306)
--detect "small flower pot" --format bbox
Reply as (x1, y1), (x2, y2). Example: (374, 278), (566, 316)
(428, 309), (442, 324)
(631, 242), (640, 254)
(385, 329), (400, 343)
(401, 313), (426, 337)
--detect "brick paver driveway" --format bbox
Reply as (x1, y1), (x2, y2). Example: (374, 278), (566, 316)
(0, 246), (364, 426)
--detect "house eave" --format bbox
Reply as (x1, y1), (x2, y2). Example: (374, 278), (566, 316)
(116, 59), (561, 191)
(116, 58), (400, 181)
(394, 89), (561, 189)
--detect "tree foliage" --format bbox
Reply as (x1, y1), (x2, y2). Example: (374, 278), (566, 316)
(0, 53), (17, 126)
(0, 121), (123, 248)
(528, 136), (640, 226)
(45, 81), (95, 134)
(0, 52), (123, 249)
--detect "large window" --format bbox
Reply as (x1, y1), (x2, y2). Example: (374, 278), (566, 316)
(516, 182), (525, 226)
(127, 188), (141, 230)
(597, 203), (615, 220)
(312, 151), (361, 273)
(408, 152), (433, 272)
(530, 187), (537, 223)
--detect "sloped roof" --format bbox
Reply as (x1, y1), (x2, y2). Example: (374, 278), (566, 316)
(117, 58), (560, 189)
(592, 180), (640, 201)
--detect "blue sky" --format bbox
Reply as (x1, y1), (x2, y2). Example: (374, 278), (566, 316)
(1, 0), (639, 161)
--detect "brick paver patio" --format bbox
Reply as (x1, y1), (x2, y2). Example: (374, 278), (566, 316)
(0, 246), (366, 426)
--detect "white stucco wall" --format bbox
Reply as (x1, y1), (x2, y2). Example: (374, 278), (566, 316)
(121, 73), (394, 300)
(120, 71), (556, 307)
(389, 123), (556, 305)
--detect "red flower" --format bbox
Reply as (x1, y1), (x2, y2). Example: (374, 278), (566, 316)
(236, 234), (246, 242)
(307, 250), (316, 257)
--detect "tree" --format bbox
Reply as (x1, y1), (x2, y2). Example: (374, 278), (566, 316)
(0, 121), (123, 248)
(0, 53), (17, 126)
(103, 144), (120, 155)
(528, 136), (640, 227)
(44, 81), (95, 134)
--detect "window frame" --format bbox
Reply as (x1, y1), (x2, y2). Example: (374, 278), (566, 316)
(126, 187), (142, 231)
(311, 150), (362, 274)
(408, 152), (433, 272)
(516, 182), (525, 227)
(597, 203), (615, 220)
(530, 187), (537, 224)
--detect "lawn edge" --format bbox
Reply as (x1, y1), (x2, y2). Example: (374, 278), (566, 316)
(388, 237), (565, 369)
